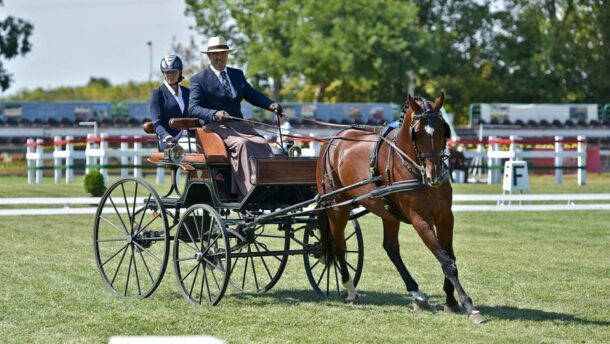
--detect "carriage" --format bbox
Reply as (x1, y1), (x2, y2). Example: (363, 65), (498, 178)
(92, 117), (365, 305)
(93, 94), (486, 323)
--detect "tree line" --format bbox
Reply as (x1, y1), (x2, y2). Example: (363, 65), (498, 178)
(4, 1), (610, 124)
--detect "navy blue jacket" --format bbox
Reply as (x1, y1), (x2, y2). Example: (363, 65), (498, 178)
(149, 84), (190, 141)
(188, 67), (272, 124)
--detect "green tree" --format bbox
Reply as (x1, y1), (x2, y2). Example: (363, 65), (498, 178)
(184, 0), (297, 101)
(290, 0), (425, 103)
(0, 0), (34, 91)
(184, 0), (426, 103)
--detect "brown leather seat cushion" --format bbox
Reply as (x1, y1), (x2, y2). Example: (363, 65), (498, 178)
(195, 128), (229, 163)
(149, 152), (207, 163)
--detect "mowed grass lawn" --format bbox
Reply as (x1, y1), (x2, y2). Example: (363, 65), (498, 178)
(0, 174), (609, 343)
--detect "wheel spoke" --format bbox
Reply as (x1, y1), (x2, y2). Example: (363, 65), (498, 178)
(310, 258), (320, 271)
(138, 248), (155, 284)
(315, 263), (329, 289)
(132, 213), (161, 238)
(345, 231), (356, 241)
(124, 247), (134, 296)
(132, 245), (142, 295)
(101, 243), (129, 267)
(132, 182), (139, 227)
(252, 255), (260, 291)
(176, 256), (198, 262)
(180, 261), (200, 282)
(202, 266), (212, 303)
(108, 196), (129, 235)
(97, 237), (128, 243)
(253, 241), (274, 281)
(177, 238), (199, 255)
(346, 260), (357, 273)
(191, 211), (202, 251)
(181, 222), (200, 251)
(99, 215), (129, 236)
(241, 246), (250, 289)
(132, 241), (162, 264)
(136, 194), (152, 235)
(189, 263), (201, 297)
(120, 183), (133, 234)
(110, 244), (129, 285)
(333, 261), (340, 294)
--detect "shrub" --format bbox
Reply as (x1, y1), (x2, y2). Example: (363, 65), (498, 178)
(84, 170), (106, 196)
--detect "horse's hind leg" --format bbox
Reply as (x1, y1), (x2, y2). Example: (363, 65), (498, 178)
(381, 219), (429, 310)
(326, 205), (359, 302)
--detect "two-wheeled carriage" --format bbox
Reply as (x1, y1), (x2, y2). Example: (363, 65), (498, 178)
(92, 118), (364, 305)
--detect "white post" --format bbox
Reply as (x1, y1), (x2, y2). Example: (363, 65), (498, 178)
(121, 135), (129, 178)
(487, 136), (500, 184)
(54, 135), (62, 184)
(27, 138), (35, 184)
(577, 135), (586, 186)
(156, 165), (165, 184)
(133, 136), (142, 178)
(36, 138), (44, 184)
(509, 135), (519, 161)
(85, 133), (94, 175)
(66, 135), (74, 184)
(555, 136), (563, 185)
(100, 133), (109, 184)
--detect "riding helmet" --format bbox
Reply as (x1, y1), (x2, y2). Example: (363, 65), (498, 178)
(160, 54), (183, 72)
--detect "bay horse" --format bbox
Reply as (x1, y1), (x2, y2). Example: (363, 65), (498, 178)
(316, 93), (486, 324)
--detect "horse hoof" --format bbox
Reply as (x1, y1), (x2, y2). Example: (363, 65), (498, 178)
(411, 299), (432, 312)
(444, 304), (462, 313)
(346, 295), (361, 305)
(468, 311), (487, 324)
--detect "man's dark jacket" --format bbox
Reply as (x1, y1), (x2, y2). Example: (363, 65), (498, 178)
(188, 67), (272, 124)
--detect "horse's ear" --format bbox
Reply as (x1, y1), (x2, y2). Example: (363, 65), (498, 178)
(434, 91), (445, 111)
(408, 94), (421, 114)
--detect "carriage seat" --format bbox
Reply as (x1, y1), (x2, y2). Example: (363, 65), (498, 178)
(143, 118), (229, 164)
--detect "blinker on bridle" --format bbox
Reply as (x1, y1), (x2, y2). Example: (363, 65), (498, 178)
(404, 101), (450, 184)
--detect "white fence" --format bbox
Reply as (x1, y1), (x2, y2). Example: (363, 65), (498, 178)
(2, 194), (609, 216)
(26, 133), (163, 185)
(452, 135), (587, 185)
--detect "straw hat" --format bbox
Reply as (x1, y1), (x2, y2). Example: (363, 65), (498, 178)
(201, 36), (236, 53)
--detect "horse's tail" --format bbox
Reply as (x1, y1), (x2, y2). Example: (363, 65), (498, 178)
(317, 210), (336, 265)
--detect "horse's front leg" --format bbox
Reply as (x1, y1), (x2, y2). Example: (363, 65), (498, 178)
(435, 212), (460, 313)
(411, 216), (486, 324)
(381, 219), (430, 310)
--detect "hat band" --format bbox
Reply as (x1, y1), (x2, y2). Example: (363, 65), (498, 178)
(207, 44), (230, 50)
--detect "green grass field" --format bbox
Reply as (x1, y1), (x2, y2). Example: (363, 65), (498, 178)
(1, 175), (609, 343)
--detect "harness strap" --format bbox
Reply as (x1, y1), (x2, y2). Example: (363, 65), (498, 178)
(369, 122), (400, 179)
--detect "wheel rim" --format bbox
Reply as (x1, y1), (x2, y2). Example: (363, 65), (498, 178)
(93, 178), (170, 299)
(173, 204), (231, 305)
(228, 221), (290, 293)
(303, 217), (364, 297)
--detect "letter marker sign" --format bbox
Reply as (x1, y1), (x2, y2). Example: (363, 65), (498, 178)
(503, 160), (530, 192)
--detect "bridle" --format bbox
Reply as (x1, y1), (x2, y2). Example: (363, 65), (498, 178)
(402, 100), (450, 185)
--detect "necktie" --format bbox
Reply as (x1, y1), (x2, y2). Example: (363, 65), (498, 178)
(220, 71), (233, 98)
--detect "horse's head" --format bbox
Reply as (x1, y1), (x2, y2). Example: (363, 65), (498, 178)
(402, 92), (450, 187)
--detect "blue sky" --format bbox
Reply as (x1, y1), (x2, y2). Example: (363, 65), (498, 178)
(1, 0), (197, 95)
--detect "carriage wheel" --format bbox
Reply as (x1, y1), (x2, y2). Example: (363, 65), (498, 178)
(93, 178), (170, 299)
(227, 221), (290, 293)
(303, 217), (364, 297)
(173, 204), (231, 305)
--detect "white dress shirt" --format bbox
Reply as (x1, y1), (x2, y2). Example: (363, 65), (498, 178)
(209, 65), (236, 98)
(163, 80), (185, 113)
(162, 80), (185, 141)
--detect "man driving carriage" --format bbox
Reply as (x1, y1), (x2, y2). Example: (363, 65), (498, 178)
(188, 36), (284, 200)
